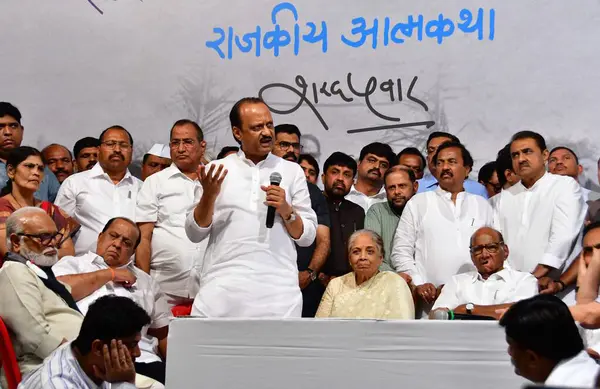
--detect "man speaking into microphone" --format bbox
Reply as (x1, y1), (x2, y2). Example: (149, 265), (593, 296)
(185, 97), (317, 318)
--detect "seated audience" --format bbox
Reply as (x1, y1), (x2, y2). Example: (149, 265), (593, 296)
(0, 147), (80, 258)
(41, 143), (74, 184)
(53, 217), (171, 384)
(56, 125), (141, 255)
(548, 146), (600, 202)
(72, 136), (100, 172)
(500, 295), (599, 387)
(316, 230), (414, 319)
(397, 147), (426, 180)
(430, 227), (537, 319)
(216, 146), (239, 160)
(141, 144), (171, 181)
(392, 142), (493, 316)
(18, 295), (163, 389)
(298, 153), (320, 185)
(477, 161), (501, 198)
(0, 102), (60, 202)
(345, 142), (396, 212)
(417, 132), (488, 198)
(365, 166), (418, 272)
(0, 207), (83, 376)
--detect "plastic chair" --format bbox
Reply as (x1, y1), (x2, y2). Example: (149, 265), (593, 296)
(0, 317), (21, 389)
(171, 303), (193, 317)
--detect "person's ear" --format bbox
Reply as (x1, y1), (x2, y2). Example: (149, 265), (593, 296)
(232, 127), (242, 144)
(321, 173), (326, 186)
(542, 149), (550, 165)
(6, 165), (16, 180)
(413, 181), (419, 194)
(578, 164), (584, 177)
(9, 234), (21, 252)
(91, 339), (105, 357)
(503, 244), (510, 261)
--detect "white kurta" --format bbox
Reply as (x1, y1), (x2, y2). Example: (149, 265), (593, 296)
(493, 172), (586, 273)
(55, 163), (141, 255)
(52, 252), (172, 364)
(185, 151), (317, 318)
(136, 164), (206, 299)
(345, 184), (386, 213)
(545, 350), (600, 387)
(432, 268), (538, 310)
(391, 187), (494, 287)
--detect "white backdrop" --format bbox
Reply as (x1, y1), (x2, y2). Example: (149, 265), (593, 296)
(1, 0), (600, 187)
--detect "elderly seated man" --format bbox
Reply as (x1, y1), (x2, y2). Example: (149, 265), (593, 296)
(0, 207), (83, 377)
(430, 227), (538, 320)
(316, 229), (414, 320)
(52, 217), (171, 385)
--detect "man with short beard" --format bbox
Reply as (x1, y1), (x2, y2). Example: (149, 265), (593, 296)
(320, 152), (365, 286)
(41, 144), (75, 184)
(273, 124), (331, 317)
(56, 126), (142, 255)
(365, 166), (418, 272)
(0, 207), (83, 376)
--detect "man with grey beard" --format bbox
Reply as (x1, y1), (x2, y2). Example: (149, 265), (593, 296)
(0, 207), (83, 377)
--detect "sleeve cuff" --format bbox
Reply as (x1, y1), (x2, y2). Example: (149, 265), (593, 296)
(184, 211), (211, 243)
(35, 330), (64, 358)
(540, 253), (563, 269)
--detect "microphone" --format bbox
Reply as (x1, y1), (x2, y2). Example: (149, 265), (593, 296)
(430, 309), (496, 321)
(266, 172), (282, 229)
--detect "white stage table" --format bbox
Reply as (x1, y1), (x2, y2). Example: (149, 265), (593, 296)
(165, 318), (526, 388)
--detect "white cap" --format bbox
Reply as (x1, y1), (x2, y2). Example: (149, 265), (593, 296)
(146, 144), (171, 159)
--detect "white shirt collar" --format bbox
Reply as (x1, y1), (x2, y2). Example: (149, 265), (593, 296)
(471, 267), (510, 283)
(89, 162), (134, 183)
(85, 251), (134, 270)
(236, 149), (277, 167)
(434, 185), (465, 200)
(519, 171), (549, 192)
(349, 183), (386, 199)
(26, 261), (48, 279)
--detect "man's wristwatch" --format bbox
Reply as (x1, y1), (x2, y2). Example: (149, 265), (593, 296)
(284, 211), (297, 223)
(306, 268), (317, 282)
(466, 303), (475, 315)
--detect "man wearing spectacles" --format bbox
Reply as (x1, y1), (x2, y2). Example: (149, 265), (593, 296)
(56, 125), (142, 255)
(272, 124), (330, 317)
(0, 207), (83, 376)
(430, 227), (538, 320)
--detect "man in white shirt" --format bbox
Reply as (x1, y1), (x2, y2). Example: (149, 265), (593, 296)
(548, 146), (600, 202)
(345, 142), (396, 212)
(391, 142), (493, 315)
(56, 126), (142, 255)
(53, 217), (171, 385)
(493, 131), (587, 279)
(431, 227), (537, 319)
(19, 295), (157, 389)
(500, 295), (599, 387)
(136, 120), (207, 307)
(185, 97), (317, 318)
(140, 143), (171, 181)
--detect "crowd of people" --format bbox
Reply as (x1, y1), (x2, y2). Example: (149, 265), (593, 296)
(1, 97), (600, 387)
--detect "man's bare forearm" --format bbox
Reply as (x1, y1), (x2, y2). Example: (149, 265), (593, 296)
(57, 270), (112, 301)
(307, 226), (330, 272)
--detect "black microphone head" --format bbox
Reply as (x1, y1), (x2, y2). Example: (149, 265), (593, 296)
(270, 172), (282, 185)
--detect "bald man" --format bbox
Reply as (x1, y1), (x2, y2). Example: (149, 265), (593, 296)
(431, 227), (538, 320)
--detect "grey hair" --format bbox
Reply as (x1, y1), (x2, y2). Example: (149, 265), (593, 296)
(5, 206), (47, 251)
(347, 229), (385, 258)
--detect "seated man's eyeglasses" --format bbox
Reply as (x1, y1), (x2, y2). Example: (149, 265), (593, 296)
(276, 141), (303, 151)
(469, 241), (503, 256)
(17, 232), (64, 247)
(101, 141), (131, 150)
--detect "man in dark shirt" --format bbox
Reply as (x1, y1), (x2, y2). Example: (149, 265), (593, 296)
(273, 124), (331, 317)
(320, 152), (365, 286)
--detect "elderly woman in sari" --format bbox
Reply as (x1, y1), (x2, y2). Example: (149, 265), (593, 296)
(316, 229), (415, 319)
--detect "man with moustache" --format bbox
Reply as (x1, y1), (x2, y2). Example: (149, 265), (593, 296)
(136, 120), (207, 308)
(0, 102), (61, 201)
(548, 146), (600, 202)
(319, 152), (365, 286)
(365, 166), (418, 272)
(0, 207), (83, 376)
(56, 126), (142, 255)
(141, 143), (172, 181)
(392, 142), (493, 316)
(273, 124), (330, 317)
(417, 131), (488, 198)
(42, 144), (74, 184)
(185, 97), (317, 318)
(397, 147), (426, 180)
(430, 227), (537, 320)
(494, 131), (586, 279)
(72, 137), (100, 172)
(346, 142), (396, 212)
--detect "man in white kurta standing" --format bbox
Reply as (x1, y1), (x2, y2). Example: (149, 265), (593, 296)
(185, 97), (317, 318)
(135, 120), (207, 307)
(493, 131), (586, 281)
(56, 126), (141, 255)
(391, 141), (493, 316)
